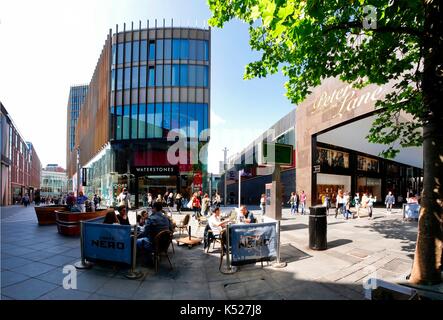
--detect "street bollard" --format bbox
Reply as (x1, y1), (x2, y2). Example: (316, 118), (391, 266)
(220, 224), (237, 274)
(74, 221), (92, 269)
(125, 222), (143, 279)
(272, 220), (287, 268)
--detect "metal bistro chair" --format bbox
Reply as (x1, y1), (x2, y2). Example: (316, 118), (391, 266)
(204, 224), (222, 253)
(153, 230), (173, 272)
(177, 213), (191, 236)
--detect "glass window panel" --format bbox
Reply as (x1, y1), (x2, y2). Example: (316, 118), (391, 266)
(131, 105), (138, 139)
(117, 68), (123, 90)
(196, 40), (204, 61)
(180, 103), (188, 136)
(180, 65), (188, 86)
(156, 65), (163, 86)
(124, 68), (131, 89)
(172, 39), (181, 59)
(123, 105), (130, 139)
(163, 64), (171, 86)
(132, 41), (139, 62)
(147, 104), (155, 138)
(140, 40), (147, 61)
(156, 39), (163, 60)
(189, 40), (197, 60)
(204, 40), (209, 61)
(140, 66), (147, 87)
(148, 67), (155, 87)
(188, 65), (196, 86)
(204, 66), (208, 87)
(164, 39), (172, 60)
(188, 103), (197, 138)
(132, 66), (139, 88)
(172, 64), (180, 86)
(163, 103), (171, 138)
(196, 65), (204, 87)
(180, 39), (189, 59)
(112, 45), (116, 65)
(149, 41), (155, 60)
(154, 103), (163, 138)
(117, 43), (124, 64)
(138, 104), (146, 139)
(111, 69), (115, 90)
(196, 104), (203, 139)
(125, 42), (132, 63)
(171, 103), (179, 130)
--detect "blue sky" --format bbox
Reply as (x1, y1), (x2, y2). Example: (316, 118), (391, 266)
(0, 0), (294, 173)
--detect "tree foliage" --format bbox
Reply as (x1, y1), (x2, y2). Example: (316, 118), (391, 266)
(208, 0), (426, 158)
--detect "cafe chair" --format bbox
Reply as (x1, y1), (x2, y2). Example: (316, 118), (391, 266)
(203, 224), (222, 253)
(177, 214), (191, 236)
(196, 215), (208, 233)
(153, 230), (173, 272)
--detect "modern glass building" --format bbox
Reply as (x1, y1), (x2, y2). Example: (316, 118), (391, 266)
(40, 164), (68, 198)
(66, 85), (88, 153)
(67, 22), (210, 207)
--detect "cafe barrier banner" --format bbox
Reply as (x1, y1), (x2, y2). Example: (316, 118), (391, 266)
(230, 222), (277, 266)
(83, 219), (132, 265)
(403, 204), (420, 219)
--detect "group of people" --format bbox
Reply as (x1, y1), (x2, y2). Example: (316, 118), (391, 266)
(139, 190), (222, 218)
(288, 191), (308, 215)
(65, 191), (102, 212)
(333, 190), (377, 220)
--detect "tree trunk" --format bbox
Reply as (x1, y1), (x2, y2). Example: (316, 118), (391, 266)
(409, 0), (443, 285)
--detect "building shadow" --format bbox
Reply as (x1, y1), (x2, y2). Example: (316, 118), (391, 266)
(280, 224), (308, 232)
(327, 239), (353, 249)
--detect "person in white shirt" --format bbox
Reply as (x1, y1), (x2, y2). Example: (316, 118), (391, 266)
(208, 207), (229, 236)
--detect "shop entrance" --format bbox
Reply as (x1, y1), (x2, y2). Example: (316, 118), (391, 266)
(137, 175), (178, 207)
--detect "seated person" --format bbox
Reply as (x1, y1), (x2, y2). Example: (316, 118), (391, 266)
(136, 202), (172, 266)
(103, 211), (120, 224)
(237, 205), (256, 223)
(137, 210), (148, 226)
(117, 206), (130, 225)
(208, 207), (230, 236)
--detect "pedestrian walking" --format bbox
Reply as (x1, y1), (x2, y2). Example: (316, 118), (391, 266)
(201, 194), (210, 216)
(300, 191), (307, 215)
(175, 193), (183, 213)
(335, 189), (344, 218)
(117, 188), (131, 212)
(289, 192), (297, 215)
(76, 191), (88, 213)
(385, 191), (395, 214)
(260, 193), (266, 216)
(353, 193), (361, 218)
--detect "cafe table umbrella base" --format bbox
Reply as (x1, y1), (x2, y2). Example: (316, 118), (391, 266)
(176, 226), (202, 249)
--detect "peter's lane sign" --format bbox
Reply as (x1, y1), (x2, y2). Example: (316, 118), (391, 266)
(311, 84), (386, 118)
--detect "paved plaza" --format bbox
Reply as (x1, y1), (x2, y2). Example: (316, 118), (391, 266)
(0, 204), (439, 300)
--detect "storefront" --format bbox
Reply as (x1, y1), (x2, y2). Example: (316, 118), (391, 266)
(296, 78), (423, 206)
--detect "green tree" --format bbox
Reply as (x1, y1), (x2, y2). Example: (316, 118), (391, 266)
(208, 0), (442, 285)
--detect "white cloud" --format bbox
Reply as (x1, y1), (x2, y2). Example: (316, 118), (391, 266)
(210, 110), (226, 126)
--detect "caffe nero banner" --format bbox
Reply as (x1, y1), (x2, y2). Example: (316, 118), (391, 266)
(83, 220), (132, 265)
(230, 222), (277, 266)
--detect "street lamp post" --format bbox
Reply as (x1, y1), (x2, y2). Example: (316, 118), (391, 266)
(76, 147), (81, 197)
(223, 147), (229, 207)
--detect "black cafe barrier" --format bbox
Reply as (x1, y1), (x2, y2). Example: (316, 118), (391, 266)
(82, 217), (133, 265)
(229, 222), (278, 266)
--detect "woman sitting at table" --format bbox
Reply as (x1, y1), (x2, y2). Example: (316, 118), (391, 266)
(103, 211), (120, 224)
(238, 205), (256, 223)
(116, 206), (130, 225)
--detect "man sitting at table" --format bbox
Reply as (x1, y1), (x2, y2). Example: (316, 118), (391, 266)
(208, 207), (230, 236)
(238, 205), (256, 223)
(137, 202), (172, 266)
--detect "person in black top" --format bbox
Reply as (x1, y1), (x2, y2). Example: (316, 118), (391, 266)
(103, 211), (119, 224)
(117, 206), (130, 225)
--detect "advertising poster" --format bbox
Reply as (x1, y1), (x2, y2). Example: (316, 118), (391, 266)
(83, 221), (132, 265)
(230, 222), (277, 266)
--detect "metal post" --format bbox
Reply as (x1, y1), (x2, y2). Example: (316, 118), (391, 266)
(223, 147), (228, 207)
(74, 221), (92, 269)
(125, 222), (143, 279)
(76, 148), (81, 197)
(220, 224), (237, 274)
(272, 220), (287, 268)
(238, 170), (241, 208)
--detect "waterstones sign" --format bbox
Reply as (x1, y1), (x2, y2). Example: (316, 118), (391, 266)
(311, 84), (385, 119)
(132, 166), (178, 175)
